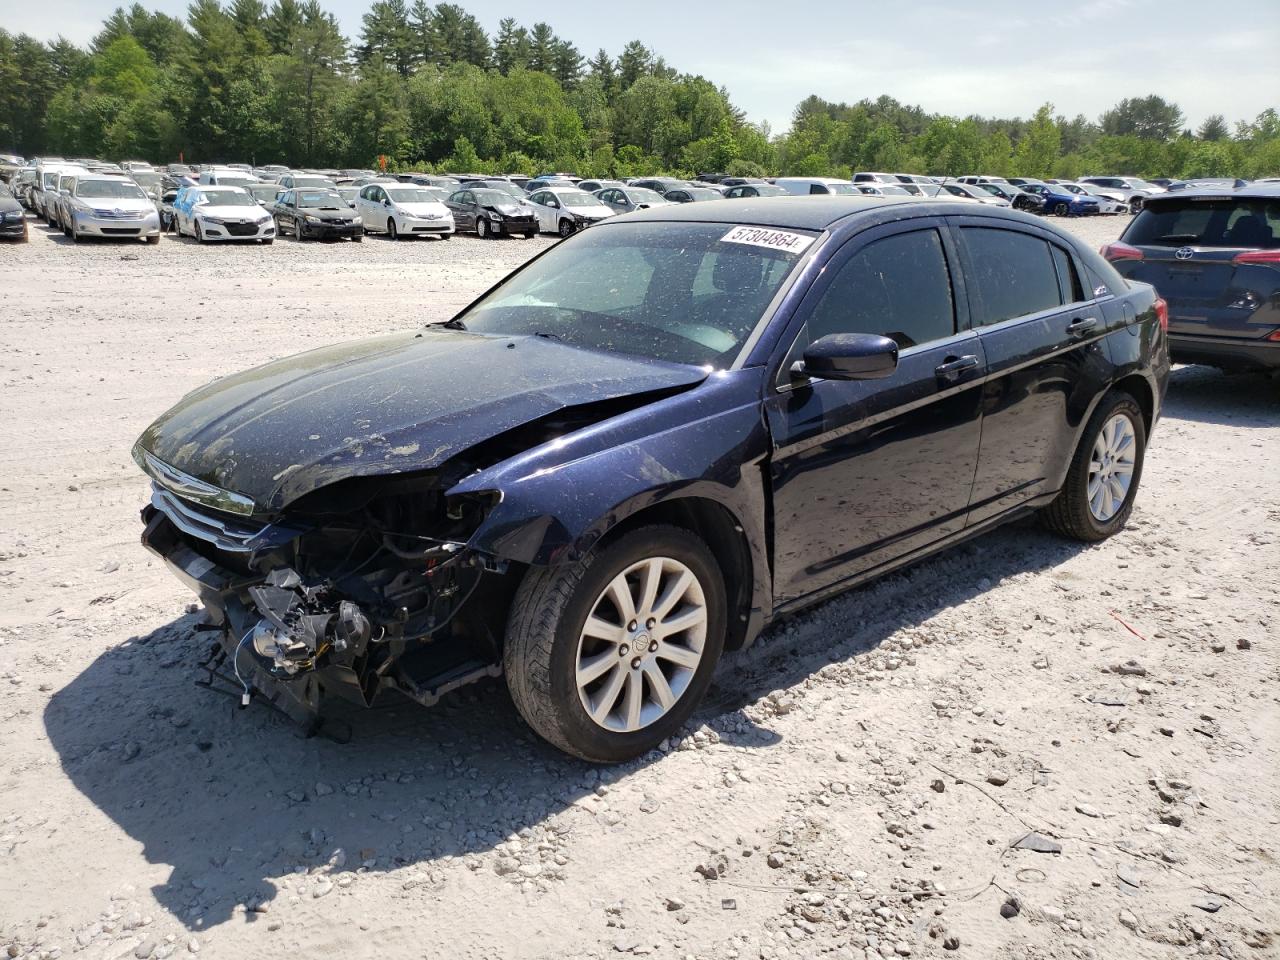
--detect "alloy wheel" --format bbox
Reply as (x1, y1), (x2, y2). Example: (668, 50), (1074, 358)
(1087, 413), (1137, 522)
(575, 557), (707, 733)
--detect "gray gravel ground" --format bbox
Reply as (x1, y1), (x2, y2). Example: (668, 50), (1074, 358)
(0, 209), (1277, 960)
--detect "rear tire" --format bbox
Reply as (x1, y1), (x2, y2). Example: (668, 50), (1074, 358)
(1042, 391), (1146, 542)
(504, 524), (727, 763)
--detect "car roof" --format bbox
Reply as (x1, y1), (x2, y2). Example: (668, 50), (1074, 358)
(617, 196), (1053, 233)
(1146, 184), (1280, 203)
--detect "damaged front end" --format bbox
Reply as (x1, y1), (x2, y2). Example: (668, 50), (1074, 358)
(137, 447), (512, 727)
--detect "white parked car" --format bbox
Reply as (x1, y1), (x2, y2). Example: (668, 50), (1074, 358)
(62, 174), (162, 243)
(851, 183), (919, 199)
(355, 183), (455, 239)
(174, 185), (275, 243)
(929, 182), (1012, 206)
(525, 186), (614, 237)
(1059, 183), (1128, 215)
(1077, 176), (1165, 211)
(774, 177), (862, 196)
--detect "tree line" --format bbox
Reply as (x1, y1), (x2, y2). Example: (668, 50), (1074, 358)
(1, 2), (1276, 181)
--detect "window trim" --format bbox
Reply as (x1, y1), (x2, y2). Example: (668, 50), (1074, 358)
(767, 217), (969, 391)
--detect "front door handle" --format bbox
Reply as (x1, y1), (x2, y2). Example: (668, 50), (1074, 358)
(1067, 317), (1099, 336)
(935, 354), (980, 381)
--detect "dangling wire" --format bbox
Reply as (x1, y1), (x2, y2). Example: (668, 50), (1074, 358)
(232, 626), (254, 706)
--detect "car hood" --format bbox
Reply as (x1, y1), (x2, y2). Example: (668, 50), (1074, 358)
(484, 202), (530, 216)
(200, 204), (268, 218)
(136, 329), (709, 512)
(397, 201), (451, 216)
(297, 207), (350, 219)
(81, 198), (153, 212)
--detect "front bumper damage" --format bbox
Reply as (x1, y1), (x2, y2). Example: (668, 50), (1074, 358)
(140, 479), (507, 729)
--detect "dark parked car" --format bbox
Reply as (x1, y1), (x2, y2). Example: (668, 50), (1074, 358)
(444, 187), (539, 238)
(724, 183), (787, 199)
(133, 197), (1168, 762)
(0, 182), (28, 241)
(1021, 183), (1099, 217)
(1102, 185), (1280, 371)
(975, 181), (1046, 213)
(664, 187), (724, 203)
(272, 188), (364, 241)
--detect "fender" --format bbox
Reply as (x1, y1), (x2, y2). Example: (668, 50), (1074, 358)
(449, 368), (774, 611)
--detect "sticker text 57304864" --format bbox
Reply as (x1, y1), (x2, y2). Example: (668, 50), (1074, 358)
(720, 225), (815, 255)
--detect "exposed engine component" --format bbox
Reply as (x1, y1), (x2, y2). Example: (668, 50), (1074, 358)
(245, 568), (374, 677)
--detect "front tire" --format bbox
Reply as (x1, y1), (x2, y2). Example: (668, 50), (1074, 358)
(475, 218), (488, 239)
(504, 525), (727, 763)
(558, 218), (575, 238)
(1042, 391), (1146, 542)
(387, 218), (398, 240)
(1054, 202), (1069, 217)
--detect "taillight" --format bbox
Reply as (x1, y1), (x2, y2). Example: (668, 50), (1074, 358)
(1101, 242), (1144, 261)
(1232, 249), (1280, 265)
(1153, 297), (1169, 332)
(1268, 328), (1280, 342)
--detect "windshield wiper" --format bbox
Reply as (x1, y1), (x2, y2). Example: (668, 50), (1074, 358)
(533, 331), (563, 341)
(440, 318), (466, 330)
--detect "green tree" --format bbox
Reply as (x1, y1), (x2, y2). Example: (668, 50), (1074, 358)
(1196, 113), (1228, 141)
(1100, 95), (1184, 140)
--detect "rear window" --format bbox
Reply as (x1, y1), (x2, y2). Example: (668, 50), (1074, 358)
(1125, 198), (1280, 249)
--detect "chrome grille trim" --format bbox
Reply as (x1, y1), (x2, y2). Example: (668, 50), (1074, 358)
(133, 444), (256, 516)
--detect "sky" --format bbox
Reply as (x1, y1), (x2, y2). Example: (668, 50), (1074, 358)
(8, 0), (1278, 133)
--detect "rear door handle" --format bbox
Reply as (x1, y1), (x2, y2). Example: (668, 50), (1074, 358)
(1066, 317), (1099, 336)
(935, 354), (980, 381)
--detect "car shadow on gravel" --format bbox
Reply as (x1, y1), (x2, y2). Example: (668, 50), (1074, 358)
(43, 516), (1092, 931)
(44, 613), (776, 930)
(1163, 364), (1279, 427)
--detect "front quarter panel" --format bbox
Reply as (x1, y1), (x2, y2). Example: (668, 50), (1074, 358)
(450, 369), (771, 585)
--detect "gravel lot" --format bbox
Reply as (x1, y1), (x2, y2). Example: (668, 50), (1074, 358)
(1, 212), (1277, 960)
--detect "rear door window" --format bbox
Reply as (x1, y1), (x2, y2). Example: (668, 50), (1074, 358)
(961, 227), (1063, 325)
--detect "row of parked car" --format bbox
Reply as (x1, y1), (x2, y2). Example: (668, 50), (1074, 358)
(3, 156), (1277, 248)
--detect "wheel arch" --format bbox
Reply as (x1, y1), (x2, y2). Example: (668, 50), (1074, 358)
(592, 495), (755, 651)
(1109, 372), (1155, 435)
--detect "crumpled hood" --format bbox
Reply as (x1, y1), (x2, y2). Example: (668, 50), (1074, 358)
(136, 328), (708, 512)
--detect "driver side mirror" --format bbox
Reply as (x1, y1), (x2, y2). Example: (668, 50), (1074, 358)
(548, 200), (560, 209)
(793, 333), (899, 381)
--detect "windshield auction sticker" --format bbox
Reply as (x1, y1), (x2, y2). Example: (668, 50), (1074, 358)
(720, 225), (815, 255)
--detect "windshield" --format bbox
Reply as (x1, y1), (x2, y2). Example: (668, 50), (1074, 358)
(77, 179), (147, 199)
(826, 183), (860, 195)
(131, 173), (162, 190)
(290, 176), (332, 187)
(454, 221), (811, 366)
(556, 191), (599, 207)
(482, 181), (524, 198)
(754, 185), (787, 196)
(200, 189), (249, 205)
(1126, 198), (1280, 249)
(627, 188), (667, 204)
(386, 187), (441, 204)
(249, 185), (279, 201)
(683, 189), (721, 201)
(298, 191), (344, 207)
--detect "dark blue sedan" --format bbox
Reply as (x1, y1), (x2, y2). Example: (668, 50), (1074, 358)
(133, 196), (1169, 761)
(1022, 182), (1100, 217)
